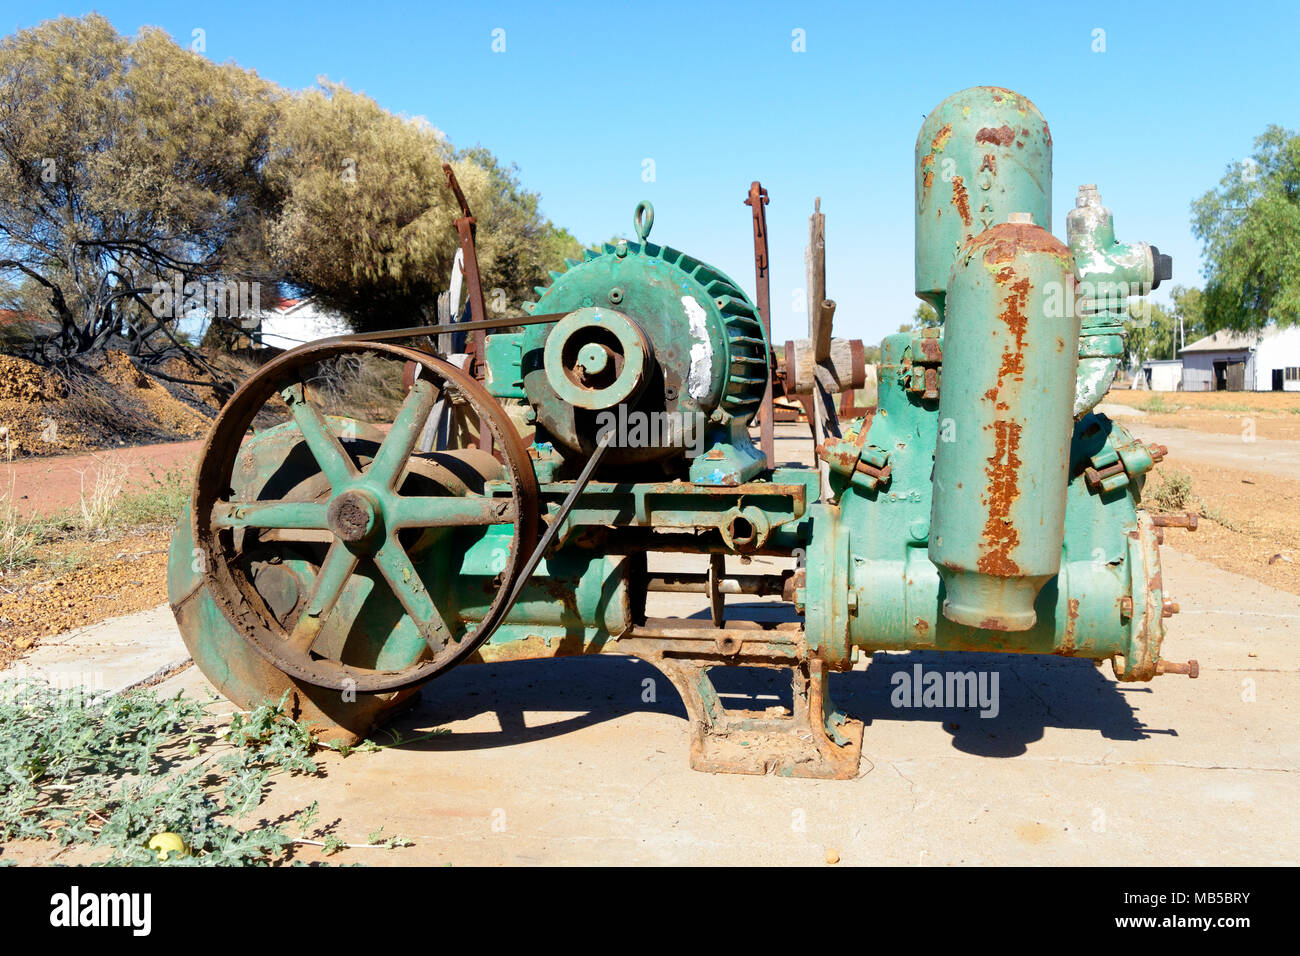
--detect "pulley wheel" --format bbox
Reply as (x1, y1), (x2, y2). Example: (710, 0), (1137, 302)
(191, 341), (538, 692)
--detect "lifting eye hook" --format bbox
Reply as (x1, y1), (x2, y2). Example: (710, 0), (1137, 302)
(634, 200), (654, 243)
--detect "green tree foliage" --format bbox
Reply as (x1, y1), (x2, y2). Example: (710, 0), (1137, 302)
(899, 301), (939, 333)
(1123, 285), (1208, 366)
(0, 15), (278, 357)
(1124, 300), (1176, 365)
(1191, 125), (1300, 331)
(263, 82), (456, 333)
(0, 15), (582, 353)
(253, 84), (580, 333)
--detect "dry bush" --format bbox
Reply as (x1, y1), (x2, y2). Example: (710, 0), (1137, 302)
(76, 456), (129, 534)
(0, 479), (41, 572)
(308, 352), (407, 421)
(1145, 468), (1196, 512)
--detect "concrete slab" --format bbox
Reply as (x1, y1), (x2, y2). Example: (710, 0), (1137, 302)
(1125, 423), (1300, 478)
(7, 604), (191, 696)
(66, 544), (1286, 866)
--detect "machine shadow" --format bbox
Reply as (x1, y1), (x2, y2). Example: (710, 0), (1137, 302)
(834, 651), (1173, 758)
(389, 655), (684, 751)
(384, 632), (1172, 762)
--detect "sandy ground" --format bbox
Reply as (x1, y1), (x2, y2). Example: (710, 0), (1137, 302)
(1122, 422), (1300, 594)
(1103, 388), (1300, 441)
(1, 439), (201, 518)
(2, 420), (1296, 866)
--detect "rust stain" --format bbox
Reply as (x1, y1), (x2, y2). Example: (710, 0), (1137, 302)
(1059, 597), (1081, 654)
(1042, 121), (1052, 147)
(931, 123), (952, 151)
(973, 222), (1072, 262)
(951, 175), (972, 227)
(975, 125), (1016, 146)
(976, 269), (1032, 578)
(977, 419), (1022, 577)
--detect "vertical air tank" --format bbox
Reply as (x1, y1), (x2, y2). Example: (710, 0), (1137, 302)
(929, 217), (1079, 630)
(915, 87), (1053, 317)
(918, 86), (1067, 631)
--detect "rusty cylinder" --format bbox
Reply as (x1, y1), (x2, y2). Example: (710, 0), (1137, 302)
(929, 217), (1080, 631)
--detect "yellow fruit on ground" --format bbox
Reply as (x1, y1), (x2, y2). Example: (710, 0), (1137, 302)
(148, 832), (188, 861)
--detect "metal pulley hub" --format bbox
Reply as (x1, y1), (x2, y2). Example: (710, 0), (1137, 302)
(543, 306), (654, 410)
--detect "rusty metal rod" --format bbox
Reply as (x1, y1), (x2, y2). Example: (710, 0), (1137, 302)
(646, 571), (792, 597)
(745, 181), (775, 468)
(314, 311), (570, 349)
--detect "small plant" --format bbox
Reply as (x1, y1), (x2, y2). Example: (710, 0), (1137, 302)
(0, 681), (412, 865)
(1201, 503), (1245, 533)
(1145, 468), (1195, 512)
(1137, 394), (1176, 414)
(110, 466), (193, 529)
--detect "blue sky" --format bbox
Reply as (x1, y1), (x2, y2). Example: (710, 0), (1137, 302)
(6, 1), (1297, 344)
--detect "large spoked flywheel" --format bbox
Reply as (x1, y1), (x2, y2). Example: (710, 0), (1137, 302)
(191, 341), (538, 693)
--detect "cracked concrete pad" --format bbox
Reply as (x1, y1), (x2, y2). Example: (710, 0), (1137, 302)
(100, 542), (1291, 866)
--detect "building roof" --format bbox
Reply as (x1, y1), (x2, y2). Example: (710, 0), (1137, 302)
(1181, 328), (1272, 354)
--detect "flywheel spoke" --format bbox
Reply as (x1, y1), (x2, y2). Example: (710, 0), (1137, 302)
(285, 541), (359, 655)
(211, 500), (330, 531)
(281, 382), (358, 490)
(373, 537), (453, 653)
(368, 379), (438, 488)
(389, 494), (515, 529)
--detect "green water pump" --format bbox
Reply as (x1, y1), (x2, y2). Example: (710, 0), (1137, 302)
(169, 87), (1196, 779)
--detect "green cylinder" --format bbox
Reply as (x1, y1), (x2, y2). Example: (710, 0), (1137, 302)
(915, 87), (1052, 313)
(929, 220), (1079, 631)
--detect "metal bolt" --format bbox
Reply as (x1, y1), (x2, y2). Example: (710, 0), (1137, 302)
(1151, 512), (1198, 531)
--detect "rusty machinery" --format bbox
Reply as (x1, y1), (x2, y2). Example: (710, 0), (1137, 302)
(168, 87), (1196, 778)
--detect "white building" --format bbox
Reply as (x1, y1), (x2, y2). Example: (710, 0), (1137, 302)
(255, 298), (352, 350)
(1137, 359), (1184, 391)
(1179, 325), (1300, 391)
